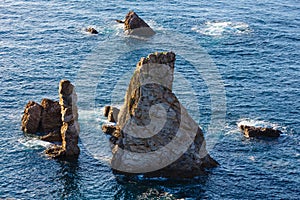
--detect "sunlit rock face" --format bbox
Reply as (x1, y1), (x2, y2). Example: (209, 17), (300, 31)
(117, 11), (155, 37)
(103, 52), (218, 178)
(21, 80), (80, 159)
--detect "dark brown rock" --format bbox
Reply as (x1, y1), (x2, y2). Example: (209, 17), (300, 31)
(40, 130), (62, 142)
(21, 80), (80, 159)
(86, 27), (98, 34)
(21, 101), (43, 134)
(40, 98), (62, 133)
(44, 145), (65, 159)
(102, 124), (117, 135)
(103, 105), (111, 117)
(118, 11), (155, 36)
(239, 125), (281, 138)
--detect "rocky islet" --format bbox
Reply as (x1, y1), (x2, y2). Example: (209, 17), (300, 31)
(102, 52), (219, 178)
(21, 80), (80, 159)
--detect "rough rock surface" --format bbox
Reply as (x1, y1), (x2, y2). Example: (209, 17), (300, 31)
(40, 98), (62, 133)
(46, 80), (80, 158)
(103, 106), (120, 122)
(102, 124), (117, 135)
(117, 11), (155, 37)
(39, 130), (62, 142)
(108, 107), (120, 123)
(21, 101), (43, 134)
(104, 52), (218, 178)
(21, 80), (80, 159)
(239, 125), (281, 138)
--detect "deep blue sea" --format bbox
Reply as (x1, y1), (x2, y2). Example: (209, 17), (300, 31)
(0, 0), (299, 199)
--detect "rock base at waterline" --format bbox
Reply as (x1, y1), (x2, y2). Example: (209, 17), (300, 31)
(21, 80), (80, 159)
(102, 52), (218, 178)
(116, 11), (155, 37)
(239, 124), (281, 138)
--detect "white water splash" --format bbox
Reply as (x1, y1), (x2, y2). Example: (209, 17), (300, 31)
(192, 21), (251, 36)
(237, 118), (281, 130)
(19, 138), (52, 149)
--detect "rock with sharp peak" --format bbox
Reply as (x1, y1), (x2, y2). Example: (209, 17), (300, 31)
(103, 52), (218, 178)
(116, 11), (155, 37)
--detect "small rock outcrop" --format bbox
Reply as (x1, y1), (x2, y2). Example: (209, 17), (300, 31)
(103, 52), (218, 178)
(103, 106), (120, 123)
(21, 80), (80, 159)
(239, 125), (281, 138)
(116, 11), (155, 37)
(85, 27), (98, 34)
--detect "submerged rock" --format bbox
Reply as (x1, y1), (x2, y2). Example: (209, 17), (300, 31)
(239, 125), (281, 138)
(116, 11), (155, 37)
(103, 52), (218, 178)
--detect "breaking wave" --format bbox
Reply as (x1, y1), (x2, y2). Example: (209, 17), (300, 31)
(192, 21), (251, 36)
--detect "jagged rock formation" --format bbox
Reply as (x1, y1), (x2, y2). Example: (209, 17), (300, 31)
(21, 101), (43, 134)
(103, 52), (218, 178)
(21, 99), (62, 137)
(239, 124), (281, 138)
(116, 11), (155, 37)
(46, 80), (80, 158)
(21, 80), (80, 159)
(40, 98), (62, 133)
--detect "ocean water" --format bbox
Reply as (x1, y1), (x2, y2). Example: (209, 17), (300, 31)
(0, 0), (299, 199)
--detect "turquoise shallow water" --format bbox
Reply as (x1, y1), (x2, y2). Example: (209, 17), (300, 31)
(0, 0), (299, 199)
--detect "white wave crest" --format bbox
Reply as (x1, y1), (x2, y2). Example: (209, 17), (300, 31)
(192, 21), (251, 36)
(237, 118), (281, 129)
(19, 138), (52, 149)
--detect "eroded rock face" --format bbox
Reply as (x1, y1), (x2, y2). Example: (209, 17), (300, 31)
(46, 80), (80, 159)
(105, 52), (218, 178)
(21, 101), (43, 134)
(239, 125), (281, 138)
(117, 11), (155, 37)
(39, 130), (62, 142)
(21, 80), (80, 159)
(40, 98), (62, 133)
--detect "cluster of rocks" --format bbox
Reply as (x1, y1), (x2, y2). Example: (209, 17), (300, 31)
(116, 11), (155, 37)
(102, 52), (218, 178)
(239, 124), (281, 138)
(21, 80), (80, 159)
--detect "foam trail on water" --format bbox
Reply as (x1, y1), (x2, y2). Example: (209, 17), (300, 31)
(192, 21), (251, 37)
(19, 138), (52, 149)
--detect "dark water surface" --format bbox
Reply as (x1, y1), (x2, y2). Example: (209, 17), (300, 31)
(0, 0), (299, 199)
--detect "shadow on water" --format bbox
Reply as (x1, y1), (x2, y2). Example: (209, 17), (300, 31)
(114, 173), (211, 199)
(56, 159), (83, 199)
